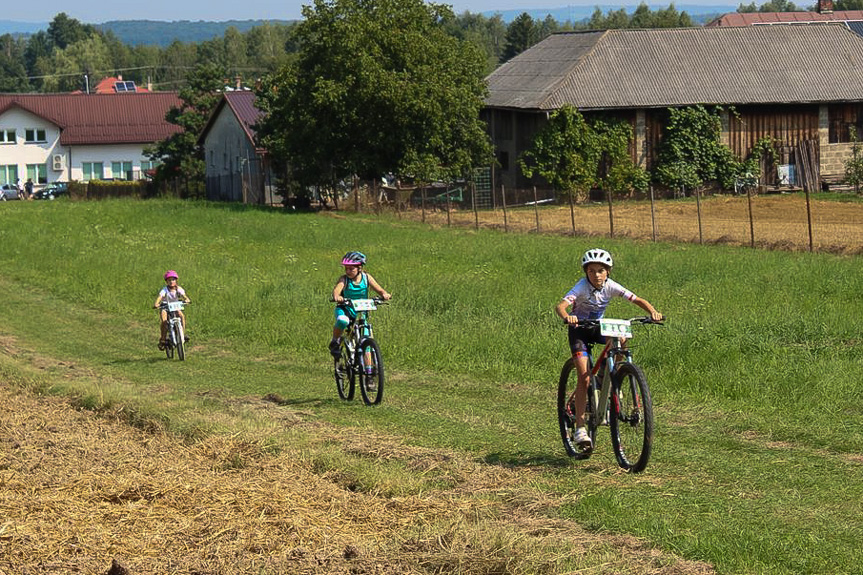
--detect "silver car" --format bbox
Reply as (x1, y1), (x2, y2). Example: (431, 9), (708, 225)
(0, 183), (22, 200)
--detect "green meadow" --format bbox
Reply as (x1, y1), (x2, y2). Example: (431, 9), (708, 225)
(1, 198), (862, 574)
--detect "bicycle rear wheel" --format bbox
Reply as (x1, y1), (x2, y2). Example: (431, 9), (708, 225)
(610, 362), (653, 473)
(557, 358), (595, 459)
(335, 339), (355, 400)
(358, 338), (384, 405)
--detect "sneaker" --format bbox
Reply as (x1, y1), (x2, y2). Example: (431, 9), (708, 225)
(328, 339), (341, 357)
(158, 340), (166, 350)
(364, 375), (377, 393)
(184, 335), (190, 343)
(573, 428), (592, 449)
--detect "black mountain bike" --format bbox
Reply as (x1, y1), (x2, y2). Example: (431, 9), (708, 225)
(558, 317), (663, 473)
(332, 298), (388, 405)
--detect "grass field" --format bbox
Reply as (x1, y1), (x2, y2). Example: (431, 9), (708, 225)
(1, 197), (862, 574)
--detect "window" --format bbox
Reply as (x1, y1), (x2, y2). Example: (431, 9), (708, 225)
(140, 160), (160, 178)
(111, 161), (133, 180)
(24, 129), (47, 143)
(0, 165), (19, 184)
(83, 162), (104, 181)
(26, 164), (48, 185)
(0, 130), (15, 144)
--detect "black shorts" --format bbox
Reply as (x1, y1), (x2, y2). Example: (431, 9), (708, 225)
(568, 324), (605, 357)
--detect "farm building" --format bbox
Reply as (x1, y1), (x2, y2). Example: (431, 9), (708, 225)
(483, 24), (863, 191)
(198, 91), (277, 205)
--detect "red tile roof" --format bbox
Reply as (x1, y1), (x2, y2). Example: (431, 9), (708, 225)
(707, 10), (863, 26)
(0, 92), (182, 145)
(91, 76), (150, 94)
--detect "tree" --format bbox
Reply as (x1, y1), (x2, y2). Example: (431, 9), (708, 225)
(653, 106), (740, 193)
(47, 13), (96, 50)
(148, 63), (225, 194)
(519, 106), (602, 230)
(0, 34), (30, 92)
(256, 0), (493, 189)
(500, 13), (540, 63)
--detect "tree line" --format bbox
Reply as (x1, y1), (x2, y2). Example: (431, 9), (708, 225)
(5, 1), (846, 95)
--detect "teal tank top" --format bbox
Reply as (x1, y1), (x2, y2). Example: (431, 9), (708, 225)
(342, 272), (368, 300)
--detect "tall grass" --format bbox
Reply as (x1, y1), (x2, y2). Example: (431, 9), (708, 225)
(1, 198), (862, 574)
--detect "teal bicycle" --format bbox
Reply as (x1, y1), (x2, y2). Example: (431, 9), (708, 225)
(332, 298), (388, 405)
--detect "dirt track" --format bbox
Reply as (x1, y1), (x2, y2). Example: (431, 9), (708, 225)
(0, 335), (714, 575)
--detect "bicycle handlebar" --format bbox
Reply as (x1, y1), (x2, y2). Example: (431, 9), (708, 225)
(155, 301), (190, 309)
(330, 297), (390, 306)
(563, 316), (665, 327)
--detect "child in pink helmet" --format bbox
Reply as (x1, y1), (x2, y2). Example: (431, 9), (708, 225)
(153, 270), (191, 349)
(330, 251), (391, 356)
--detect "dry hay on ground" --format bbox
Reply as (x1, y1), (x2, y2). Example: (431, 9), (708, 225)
(389, 194), (863, 254)
(0, 381), (714, 575)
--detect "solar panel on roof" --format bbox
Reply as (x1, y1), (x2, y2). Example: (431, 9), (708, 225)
(125, 81), (137, 91)
(114, 82), (127, 92)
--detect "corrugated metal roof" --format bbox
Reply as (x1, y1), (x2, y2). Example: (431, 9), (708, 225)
(485, 25), (863, 111)
(706, 10), (863, 27)
(0, 92), (182, 144)
(224, 91), (262, 143)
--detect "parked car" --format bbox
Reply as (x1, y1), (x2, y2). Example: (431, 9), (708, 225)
(34, 182), (69, 200)
(1, 183), (21, 200)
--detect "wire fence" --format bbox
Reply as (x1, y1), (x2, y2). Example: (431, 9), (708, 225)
(336, 183), (863, 255)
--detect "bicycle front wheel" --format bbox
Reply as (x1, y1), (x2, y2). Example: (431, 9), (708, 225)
(358, 338), (384, 405)
(174, 322), (185, 361)
(335, 339), (355, 400)
(610, 362), (653, 473)
(557, 358), (595, 459)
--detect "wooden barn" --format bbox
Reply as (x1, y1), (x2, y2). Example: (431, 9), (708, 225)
(483, 24), (863, 190)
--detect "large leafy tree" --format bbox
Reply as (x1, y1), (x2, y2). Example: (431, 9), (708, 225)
(519, 106), (602, 230)
(148, 63), (225, 192)
(653, 106), (741, 192)
(0, 35), (30, 92)
(255, 0), (493, 188)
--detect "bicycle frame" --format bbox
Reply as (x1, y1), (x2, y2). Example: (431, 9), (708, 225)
(589, 336), (632, 425)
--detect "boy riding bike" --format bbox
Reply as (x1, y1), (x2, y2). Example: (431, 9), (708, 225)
(554, 249), (662, 450)
(330, 251), (391, 359)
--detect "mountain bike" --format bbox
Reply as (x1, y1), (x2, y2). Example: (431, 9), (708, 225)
(159, 300), (188, 361)
(558, 317), (663, 473)
(332, 298), (388, 405)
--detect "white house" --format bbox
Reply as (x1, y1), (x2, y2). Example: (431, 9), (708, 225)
(0, 92), (181, 189)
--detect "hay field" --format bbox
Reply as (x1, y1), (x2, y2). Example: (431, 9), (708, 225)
(0, 339), (712, 575)
(399, 194), (863, 254)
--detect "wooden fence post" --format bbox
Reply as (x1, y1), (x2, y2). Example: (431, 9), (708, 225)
(501, 184), (508, 232)
(533, 186), (540, 232)
(649, 184), (657, 242)
(695, 187), (703, 244)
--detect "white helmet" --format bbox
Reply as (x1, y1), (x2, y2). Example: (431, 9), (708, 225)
(581, 248), (613, 272)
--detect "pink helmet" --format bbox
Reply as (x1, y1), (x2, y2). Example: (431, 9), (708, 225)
(164, 270), (179, 280)
(341, 251), (367, 266)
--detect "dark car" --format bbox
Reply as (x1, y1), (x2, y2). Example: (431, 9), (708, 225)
(1, 183), (21, 200)
(34, 182), (69, 200)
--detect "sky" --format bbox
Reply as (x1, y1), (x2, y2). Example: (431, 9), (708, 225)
(4, 0), (735, 23)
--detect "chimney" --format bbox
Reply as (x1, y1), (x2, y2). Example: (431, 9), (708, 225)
(117, 74), (123, 81)
(819, 0), (833, 13)
(235, 75), (242, 90)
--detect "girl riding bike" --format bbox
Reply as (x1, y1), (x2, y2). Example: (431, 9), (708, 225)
(330, 251), (391, 361)
(154, 270), (191, 350)
(554, 249), (662, 451)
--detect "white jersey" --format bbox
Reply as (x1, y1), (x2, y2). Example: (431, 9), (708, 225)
(562, 278), (636, 321)
(159, 286), (186, 303)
